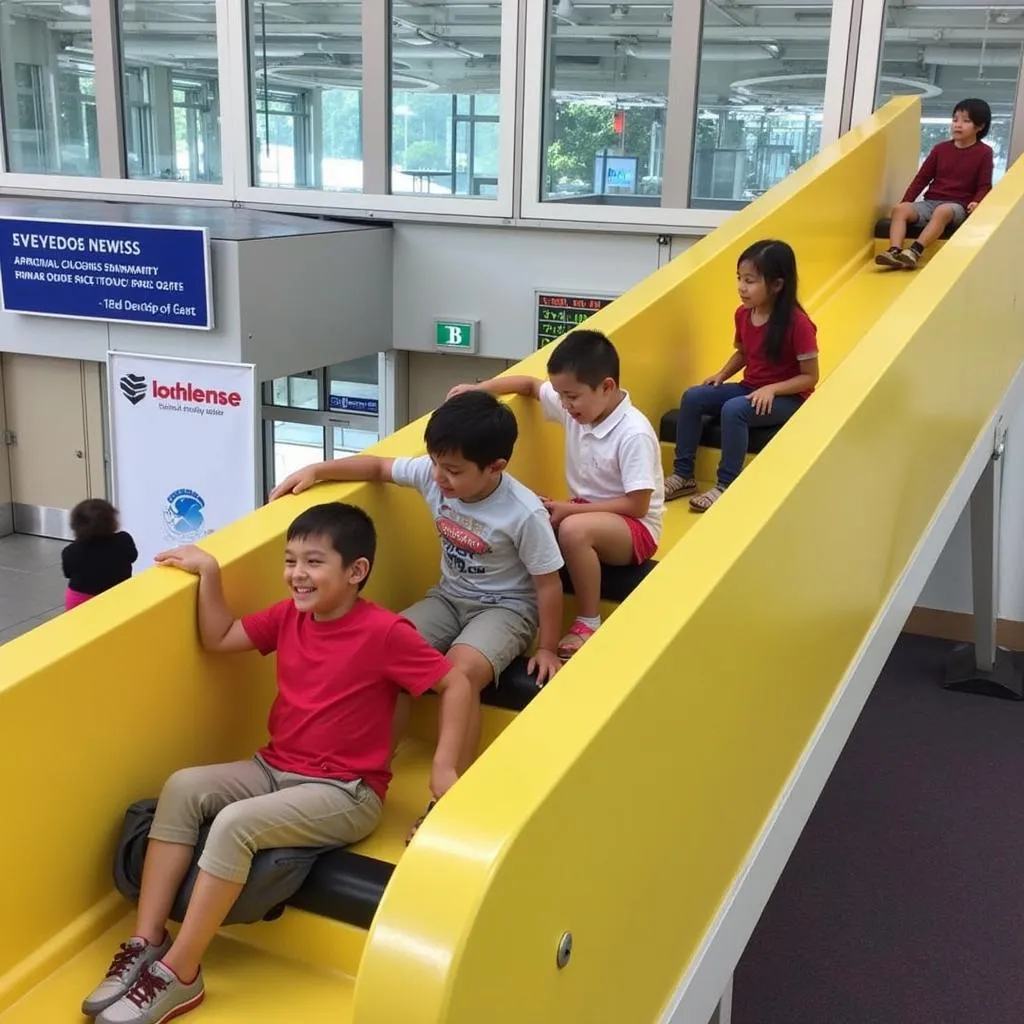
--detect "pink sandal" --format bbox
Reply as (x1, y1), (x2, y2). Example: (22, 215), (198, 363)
(557, 620), (596, 660)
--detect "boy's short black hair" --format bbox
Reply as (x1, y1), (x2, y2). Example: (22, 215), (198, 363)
(286, 502), (376, 590)
(424, 390), (517, 468)
(70, 498), (118, 542)
(954, 97), (992, 140)
(546, 329), (620, 388)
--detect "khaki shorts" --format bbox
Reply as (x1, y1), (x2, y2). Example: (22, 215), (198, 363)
(148, 756), (382, 884)
(402, 588), (536, 684)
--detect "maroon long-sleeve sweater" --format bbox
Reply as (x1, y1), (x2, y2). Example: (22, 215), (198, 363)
(902, 139), (993, 208)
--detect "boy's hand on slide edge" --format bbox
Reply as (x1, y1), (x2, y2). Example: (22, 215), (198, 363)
(269, 466), (318, 501)
(154, 545), (217, 576)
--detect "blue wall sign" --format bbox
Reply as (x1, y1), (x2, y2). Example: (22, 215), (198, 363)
(329, 394), (379, 415)
(0, 216), (213, 330)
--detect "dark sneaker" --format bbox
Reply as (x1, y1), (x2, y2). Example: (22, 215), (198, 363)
(82, 934), (172, 1017)
(97, 962), (205, 1024)
(874, 247), (903, 269)
(897, 247), (921, 269)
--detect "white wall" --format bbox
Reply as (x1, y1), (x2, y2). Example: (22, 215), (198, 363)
(238, 225), (392, 382)
(391, 223), (679, 361)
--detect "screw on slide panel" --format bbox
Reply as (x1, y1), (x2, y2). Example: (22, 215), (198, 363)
(556, 931), (573, 969)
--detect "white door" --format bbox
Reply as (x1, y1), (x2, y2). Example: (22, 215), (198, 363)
(1, 354), (104, 539)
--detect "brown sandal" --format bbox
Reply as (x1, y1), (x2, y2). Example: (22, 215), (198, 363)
(689, 486), (724, 513)
(664, 475), (697, 501)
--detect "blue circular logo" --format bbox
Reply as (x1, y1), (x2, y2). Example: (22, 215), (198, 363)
(163, 488), (207, 542)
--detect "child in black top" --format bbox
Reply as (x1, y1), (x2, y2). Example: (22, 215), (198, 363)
(62, 499), (138, 610)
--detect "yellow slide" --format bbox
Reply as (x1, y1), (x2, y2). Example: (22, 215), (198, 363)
(2, 96), (1023, 1024)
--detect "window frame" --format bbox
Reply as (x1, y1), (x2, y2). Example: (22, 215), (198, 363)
(852, 0), (1024, 172)
(233, 0), (519, 218)
(519, 0), (858, 232)
(0, 0), (879, 234)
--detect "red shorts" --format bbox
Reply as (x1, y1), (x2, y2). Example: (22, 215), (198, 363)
(566, 498), (658, 565)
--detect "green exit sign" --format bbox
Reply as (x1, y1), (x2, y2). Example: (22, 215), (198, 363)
(435, 319), (478, 354)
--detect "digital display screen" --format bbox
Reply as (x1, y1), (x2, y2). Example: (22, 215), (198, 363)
(536, 293), (614, 349)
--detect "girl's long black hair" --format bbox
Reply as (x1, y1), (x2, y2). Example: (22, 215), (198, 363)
(737, 239), (804, 363)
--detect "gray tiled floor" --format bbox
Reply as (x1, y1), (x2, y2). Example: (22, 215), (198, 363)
(0, 534), (67, 644)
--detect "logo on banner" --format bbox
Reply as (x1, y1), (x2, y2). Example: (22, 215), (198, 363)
(163, 488), (208, 543)
(119, 373), (147, 405)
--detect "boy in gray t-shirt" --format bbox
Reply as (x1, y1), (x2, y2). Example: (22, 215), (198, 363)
(271, 392), (564, 828)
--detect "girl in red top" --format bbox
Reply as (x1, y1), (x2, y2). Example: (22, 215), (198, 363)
(666, 239), (820, 512)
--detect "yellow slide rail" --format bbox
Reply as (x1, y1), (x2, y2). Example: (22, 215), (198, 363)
(0, 95), (1019, 1024)
(353, 99), (1024, 1021)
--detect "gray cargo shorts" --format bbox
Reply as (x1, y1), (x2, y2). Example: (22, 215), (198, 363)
(402, 588), (536, 684)
(913, 199), (966, 227)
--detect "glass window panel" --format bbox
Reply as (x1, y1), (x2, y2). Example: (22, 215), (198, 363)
(267, 373), (321, 409)
(691, 1), (833, 209)
(332, 424), (378, 455)
(390, 1), (501, 199)
(329, 355), (379, 414)
(249, 0), (362, 191)
(542, 1), (670, 207)
(875, 1), (1020, 181)
(1, 0), (97, 175)
(271, 420), (325, 487)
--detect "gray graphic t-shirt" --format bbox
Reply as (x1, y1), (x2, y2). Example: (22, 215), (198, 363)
(391, 456), (564, 617)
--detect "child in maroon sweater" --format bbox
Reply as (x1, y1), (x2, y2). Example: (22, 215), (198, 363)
(876, 97), (993, 270)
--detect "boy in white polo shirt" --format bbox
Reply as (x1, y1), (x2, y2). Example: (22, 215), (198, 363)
(448, 330), (664, 659)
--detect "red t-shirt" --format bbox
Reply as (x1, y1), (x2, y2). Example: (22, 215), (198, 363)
(736, 305), (818, 400)
(241, 598), (452, 800)
(901, 139), (993, 208)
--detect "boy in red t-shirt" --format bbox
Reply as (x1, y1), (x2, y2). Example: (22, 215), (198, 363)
(876, 97), (993, 270)
(81, 503), (471, 1024)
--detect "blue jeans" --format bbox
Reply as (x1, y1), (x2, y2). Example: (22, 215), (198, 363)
(672, 383), (803, 488)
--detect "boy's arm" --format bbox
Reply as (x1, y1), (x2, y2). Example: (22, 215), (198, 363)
(970, 147), (994, 208)
(900, 149), (937, 203)
(386, 620), (471, 800)
(431, 668), (474, 797)
(269, 455), (395, 501)
(154, 545), (255, 653)
(528, 571), (564, 685)
(448, 375), (542, 401)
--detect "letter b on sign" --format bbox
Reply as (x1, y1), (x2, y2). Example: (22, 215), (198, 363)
(434, 319), (478, 354)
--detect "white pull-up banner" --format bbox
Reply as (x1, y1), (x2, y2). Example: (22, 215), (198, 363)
(108, 351), (256, 571)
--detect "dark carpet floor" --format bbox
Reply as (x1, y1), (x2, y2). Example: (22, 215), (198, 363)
(733, 633), (1024, 1024)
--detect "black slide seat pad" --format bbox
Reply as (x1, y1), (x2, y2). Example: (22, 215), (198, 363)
(287, 847), (393, 930)
(658, 408), (779, 453)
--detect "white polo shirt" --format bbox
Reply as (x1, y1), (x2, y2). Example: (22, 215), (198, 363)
(539, 382), (664, 543)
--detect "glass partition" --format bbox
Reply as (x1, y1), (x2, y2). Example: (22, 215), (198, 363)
(390, 1), (502, 198)
(691, 0), (833, 209)
(0, 0), (98, 175)
(118, 0), (222, 182)
(875, 0), (1022, 181)
(248, 0), (362, 190)
(541, 0), (670, 206)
